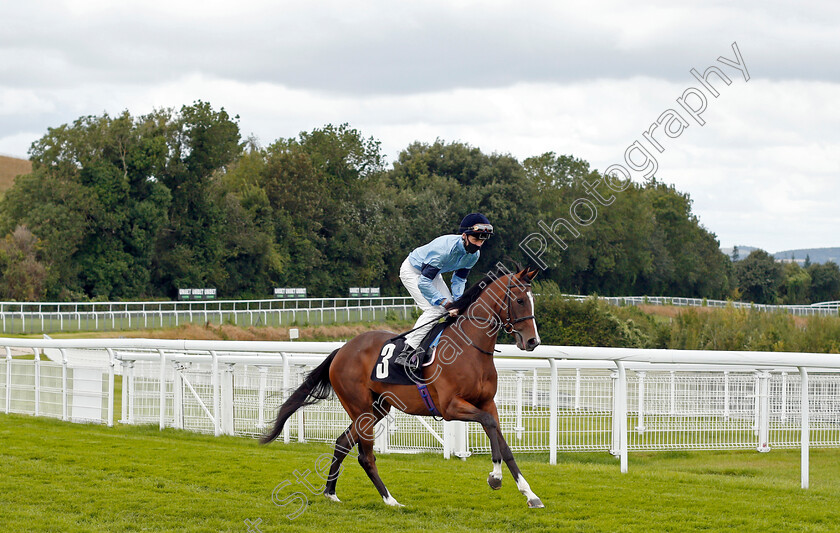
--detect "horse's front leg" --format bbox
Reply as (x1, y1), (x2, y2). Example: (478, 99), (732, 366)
(442, 397), (542, 508)
(478, 413), (503, 490)
(481, 400), (544, 508)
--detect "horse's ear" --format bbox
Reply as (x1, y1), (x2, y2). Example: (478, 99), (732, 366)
(523, 267), (540, 281)
(516, 267), (539, 282)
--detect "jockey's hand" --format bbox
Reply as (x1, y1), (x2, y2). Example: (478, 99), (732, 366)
(448, 308), (459, 317)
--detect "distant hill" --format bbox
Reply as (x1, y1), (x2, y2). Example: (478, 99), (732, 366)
(774, 248), (840, 265)
(720, 246), (758, 260)
(721, 245), (840, 265)
(0, 155), (32, 194)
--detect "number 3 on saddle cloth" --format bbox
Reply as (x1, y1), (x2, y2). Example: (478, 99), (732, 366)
(371, 322), (449, 385)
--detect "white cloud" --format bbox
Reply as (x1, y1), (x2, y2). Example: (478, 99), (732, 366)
(0, 1), (837, 252)
(2, 1), (838, 93)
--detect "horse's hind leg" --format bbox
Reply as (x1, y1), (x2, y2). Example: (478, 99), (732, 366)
(323, 394), (390, 501)
(325, 392), (400, 506)
(323, 425), (355, 502)
(356, 397), (403, 507)
(357, 434), (403, 507)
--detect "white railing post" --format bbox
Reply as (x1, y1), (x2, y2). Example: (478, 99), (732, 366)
(669, 370), (676, 416)
(256, 366), (268, 430)
(106, 348), (115, 427)
(173, 364), (184, 430)
(753, 373), (760, 435)
(549, 359), (558, 465)
(454, 420), (469, 459)
(129, 360), (136, 424)
(60, 348), (68, 421)
(211, 350), (220, 437)
(121, 361), (132, 424)
(4, 346), (10, 414)
(636, 371), (646, 433)
(799, 367), (810, 489)
(610, 370), (619, 456)
(221, 363), (235, 436)
(281, 353), (290, 443)
(757, 371), (771, 452)
(531, 368), (538, 408)
(514, 371), (524, 441)
(158, 349), (166, 430)
(780, 372), (788, 423)
(34, 348), (40, 417)
(724, 371), (730, 420)
(616, 361), (628, 473)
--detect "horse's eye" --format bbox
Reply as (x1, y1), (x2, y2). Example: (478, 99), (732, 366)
(516, 298), (525, 305)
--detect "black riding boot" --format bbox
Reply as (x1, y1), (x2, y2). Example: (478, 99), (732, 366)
(393, 344), (423, 370)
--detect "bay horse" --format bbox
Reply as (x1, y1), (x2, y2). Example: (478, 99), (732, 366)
(261, 266), (544, 508)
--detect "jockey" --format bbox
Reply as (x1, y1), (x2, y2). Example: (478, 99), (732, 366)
(394, 213), (493, 368)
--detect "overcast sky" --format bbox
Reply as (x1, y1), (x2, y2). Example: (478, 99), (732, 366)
(1, 0), (837, 253)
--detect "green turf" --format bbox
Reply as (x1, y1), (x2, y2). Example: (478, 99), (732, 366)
(2, 414), (840, 532)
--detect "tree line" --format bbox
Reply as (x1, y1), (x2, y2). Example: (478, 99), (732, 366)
(730, 249), (840, 305)
(0, 101), (836, 304)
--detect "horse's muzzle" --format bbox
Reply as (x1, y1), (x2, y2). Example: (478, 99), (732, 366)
(525, 337), (540, 351)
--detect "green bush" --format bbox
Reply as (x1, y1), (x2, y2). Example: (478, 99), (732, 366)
(668, 306), (840, 353)
(533, 281), (657, 348)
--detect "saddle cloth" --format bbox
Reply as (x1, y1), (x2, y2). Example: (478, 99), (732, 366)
(370, 322), (448, 385)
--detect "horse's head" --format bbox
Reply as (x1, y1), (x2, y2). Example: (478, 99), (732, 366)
(492, 267), (541, 352)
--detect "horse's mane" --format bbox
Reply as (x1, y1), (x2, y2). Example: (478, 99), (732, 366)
(444, 266), (523, 322)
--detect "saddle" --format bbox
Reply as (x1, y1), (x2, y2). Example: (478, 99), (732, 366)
(370, 322), (448, 385)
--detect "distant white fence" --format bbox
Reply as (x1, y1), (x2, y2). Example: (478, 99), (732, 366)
(2, 294), (835, 335)
(0, 297), (417, 334)
(564, 295), (840, 317)
(2, 338), (840, 488)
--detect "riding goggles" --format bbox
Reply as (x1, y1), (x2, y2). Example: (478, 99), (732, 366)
(468, 223), (494, 239)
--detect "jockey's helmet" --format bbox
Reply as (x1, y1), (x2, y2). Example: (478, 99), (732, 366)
(459, 213), (494, 240)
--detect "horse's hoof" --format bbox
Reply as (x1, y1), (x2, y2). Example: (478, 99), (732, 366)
(527, 498), (544, 508)
(383, 494), (404, 507)
(324, 492), (341, 503)
(487, 475), (502, 490)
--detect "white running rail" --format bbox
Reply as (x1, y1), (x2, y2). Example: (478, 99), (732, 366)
(564, 295), (840, 316)
(2, 337), (839, 489)
(0, 297), (418, 334)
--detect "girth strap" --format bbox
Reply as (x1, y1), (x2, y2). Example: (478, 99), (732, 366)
(417, 382), (442, 418)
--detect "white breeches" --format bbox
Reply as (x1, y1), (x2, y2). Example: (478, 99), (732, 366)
(399, 258), (451, 348)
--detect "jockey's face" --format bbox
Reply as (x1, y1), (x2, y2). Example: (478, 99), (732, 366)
(464, 234), (486, 248)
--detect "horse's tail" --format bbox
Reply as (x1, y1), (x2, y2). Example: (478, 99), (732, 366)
(260, 349), (339, 444)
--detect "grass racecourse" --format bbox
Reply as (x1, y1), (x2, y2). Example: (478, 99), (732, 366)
(3, 415), (840, 532)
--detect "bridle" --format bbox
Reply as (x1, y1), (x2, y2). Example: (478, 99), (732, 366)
(458, 274), (536, 354)
(500, 275), (536, 335)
